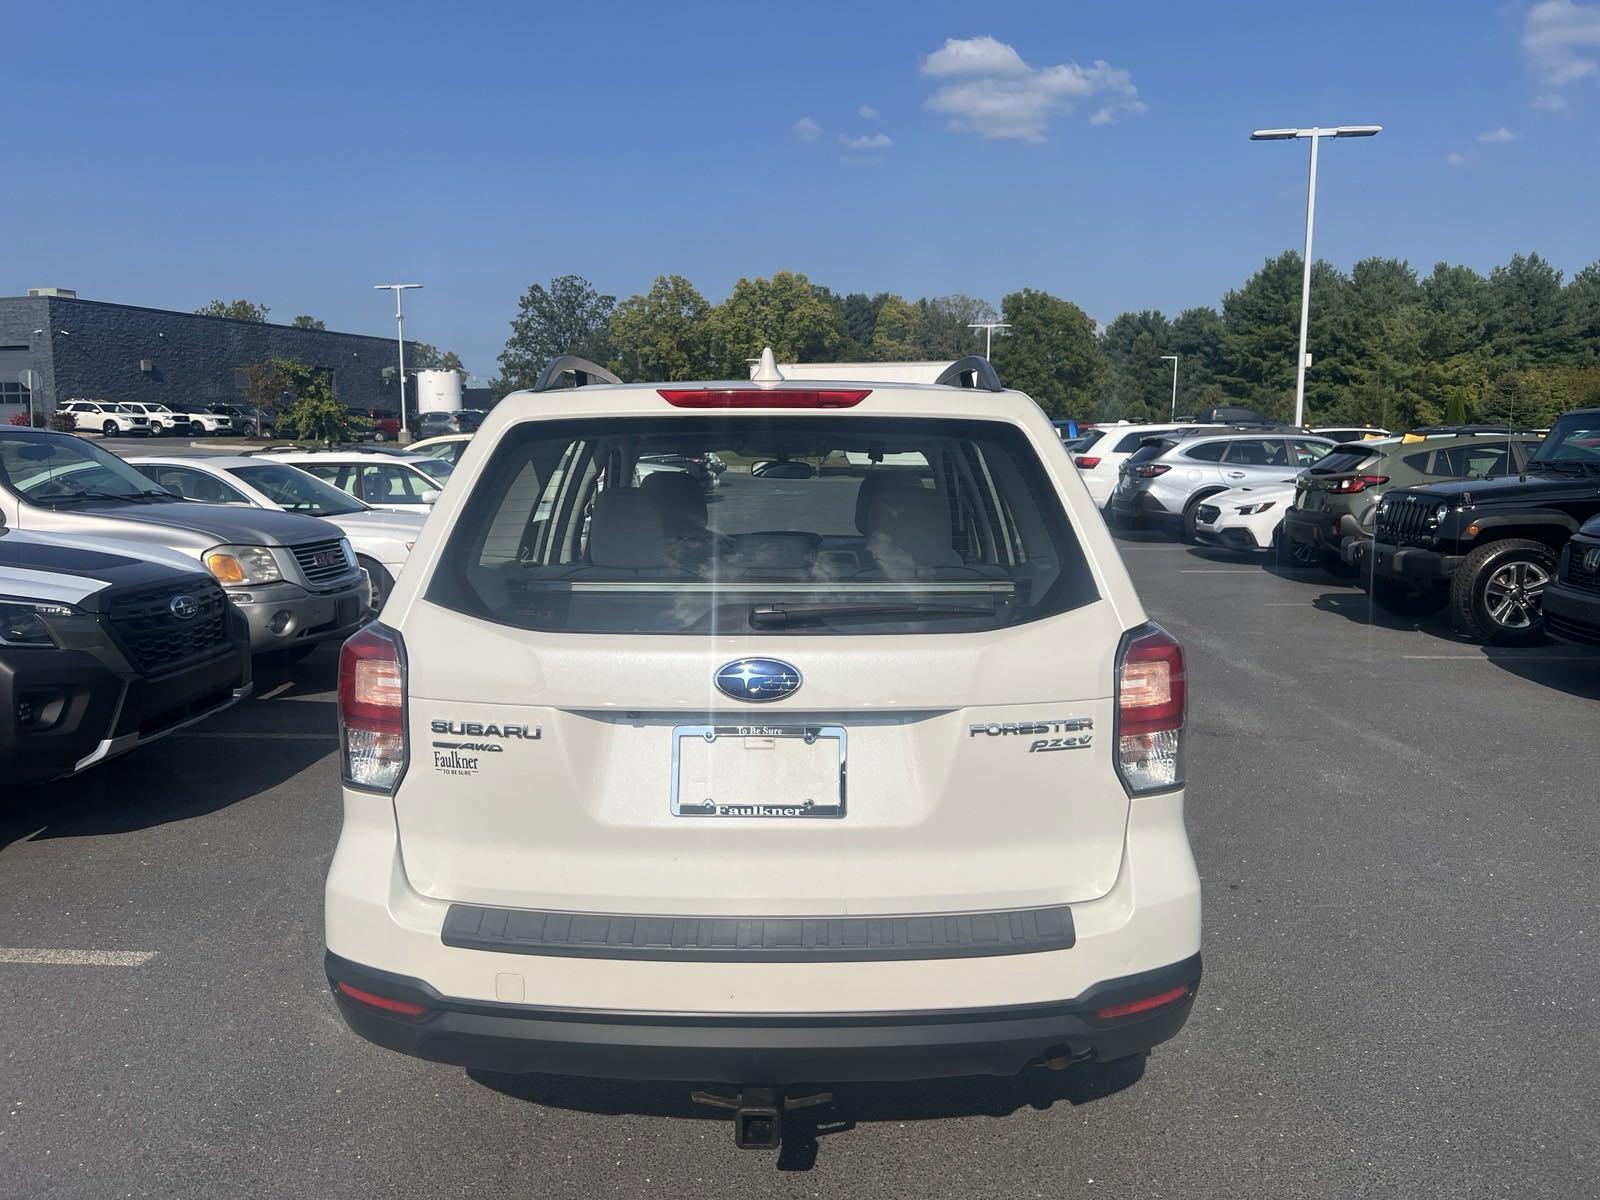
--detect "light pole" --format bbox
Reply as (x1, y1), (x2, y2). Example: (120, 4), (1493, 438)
(374, 283), (422, 441)
(1250, 125), (1381, 427)
(1160, 354), (1179, 420)
(968, 321), (1010, 358)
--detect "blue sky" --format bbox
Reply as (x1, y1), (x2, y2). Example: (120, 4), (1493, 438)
(8, 1), (1599, 378)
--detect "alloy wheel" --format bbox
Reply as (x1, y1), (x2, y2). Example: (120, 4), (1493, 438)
(1483, 560), (1549, 629)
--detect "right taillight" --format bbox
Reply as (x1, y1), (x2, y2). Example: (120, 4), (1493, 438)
(1132, 464), (1171, 478)
(1115, 623), (1185, 795)
(339, 623), (407, 792)
(1074, 455), (1102, 469)
(1325, 473), (1389, 494)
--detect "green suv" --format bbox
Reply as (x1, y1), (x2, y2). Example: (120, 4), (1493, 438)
(1282, 429), (1541, 569)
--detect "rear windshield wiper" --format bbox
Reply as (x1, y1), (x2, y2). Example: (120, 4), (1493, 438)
(1525, 460), (1591, 476)
(749, 602), (1000, 629)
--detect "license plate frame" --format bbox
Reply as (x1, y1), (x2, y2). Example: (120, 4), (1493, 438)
(671, 724), (847, 819)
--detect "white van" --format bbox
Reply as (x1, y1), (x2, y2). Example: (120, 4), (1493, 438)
(323, 354), (1201, 1147)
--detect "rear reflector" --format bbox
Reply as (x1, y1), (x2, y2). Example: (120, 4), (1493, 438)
(1074, 456), (1102, 469)
(335, 981), (427, 1018)
(658, 388), (871, 409)
(1115, 624), (1186, 795)
(1094, 984), (1191, 1021)
(339, 624), (407, 792)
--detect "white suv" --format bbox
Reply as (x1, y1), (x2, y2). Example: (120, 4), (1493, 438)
(323, 354), (1201, 1146)
(57, 401), (151, 436)
(1071, 423), (1201, 508)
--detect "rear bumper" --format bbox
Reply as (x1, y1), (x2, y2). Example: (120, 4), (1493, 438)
(1543, 580), (1600, 646)
(325, 949), (1201, 1084)
(1110, 488), (1176, 522)
(1283, 506), (1358, 553)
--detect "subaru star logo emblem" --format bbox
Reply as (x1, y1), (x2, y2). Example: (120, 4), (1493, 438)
(715, 658), (802, 702)
(168, 594), (199, 621)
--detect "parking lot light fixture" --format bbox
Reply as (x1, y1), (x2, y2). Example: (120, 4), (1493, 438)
(1160, 354), (1179, 420)
(374, 283), (422, 441)
(1249, 124), (1383, 427)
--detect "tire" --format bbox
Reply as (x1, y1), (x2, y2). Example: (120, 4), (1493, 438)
(150, 421), (165, 436)
(1182, 494), (1222, 544)
(102, 420), (118, 435)
(1448, 538), (1557, 645)
(1273, 527), (1322, 569)
(1370, 577), (1447, 616)
(357, 557), (393, 621)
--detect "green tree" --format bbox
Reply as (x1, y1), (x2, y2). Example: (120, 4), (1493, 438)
(411, 343), (469, 378)
(707, 271), (843, 373)
(836, 292), (887, 358)
(607, 275), (713, 381)
(196, 298), (270, 322)
(989, 289), (1105, 418)
(273, 357), (357, 444)
(495, 275), (616, 393)
(1168, 307), (1227, 414)
(917, 294), (999, 359)
(870, 295), (923, 361)
(1096, 310), (1173, 422)
(291, 314), (326, 330)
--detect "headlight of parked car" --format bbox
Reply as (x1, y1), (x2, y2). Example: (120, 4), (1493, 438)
(204, 545), (284, 586)
(1428, 504), (1450, 527)
(0, 598), (76, 647)
(1236, 501), (1276, 515)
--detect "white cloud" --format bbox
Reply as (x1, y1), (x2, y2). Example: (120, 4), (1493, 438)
(1446, 150), (1476, 166)
(793, 116), (821, 143)
(1523, 0), (1600, 103)
(1477, 126), (1517, 142)
(839, 132), (893, 151)
(920, 36), (1147, 142)
(858, 104), (878, 120)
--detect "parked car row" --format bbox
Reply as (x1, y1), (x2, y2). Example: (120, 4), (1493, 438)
(1105, 410), (1600, 649)
(55, 400), (273, 437)
(0, 427), (430, 784)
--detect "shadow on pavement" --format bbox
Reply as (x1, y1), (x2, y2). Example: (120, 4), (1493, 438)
(1484, 644), (1600, 701)
(1309, 589), (1458, 636)
(0, 648), (340, 851)
(470, 1056), (1146, 1170)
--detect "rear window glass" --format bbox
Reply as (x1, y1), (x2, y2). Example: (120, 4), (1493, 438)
(1073, 429), (1107, 452)
(1311, 447), (1383, 474)
(428, 416), (1097, 635)
(1403, 442), (1512, 478)
(1125, 438), (1178, 465)
(1113, 431), (1155, 453)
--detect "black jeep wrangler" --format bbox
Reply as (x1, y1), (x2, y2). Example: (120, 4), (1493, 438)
(1366, 408), (1600, 644)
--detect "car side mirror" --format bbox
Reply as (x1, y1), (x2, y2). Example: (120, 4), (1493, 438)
(422, 490), (439, 505)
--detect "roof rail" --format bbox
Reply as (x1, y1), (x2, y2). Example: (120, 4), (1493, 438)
(1405, 424), (1542, 436)
(934, 356), (1004, 393)
(532, 355), (622, 393)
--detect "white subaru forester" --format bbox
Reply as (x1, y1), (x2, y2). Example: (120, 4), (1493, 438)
(324, 353), (1200, 1146)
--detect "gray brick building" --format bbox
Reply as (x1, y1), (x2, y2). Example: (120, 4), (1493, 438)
(0, 289), (419, 422)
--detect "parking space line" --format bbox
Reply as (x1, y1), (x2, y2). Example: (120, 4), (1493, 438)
(0, 948), (156, 966)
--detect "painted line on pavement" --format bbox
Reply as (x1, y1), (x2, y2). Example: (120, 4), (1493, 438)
(0, 948), (157, 967)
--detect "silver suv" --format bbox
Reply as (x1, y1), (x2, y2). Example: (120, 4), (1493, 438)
(1111, 430), (1335, 541)
(0, 429), (367, 656)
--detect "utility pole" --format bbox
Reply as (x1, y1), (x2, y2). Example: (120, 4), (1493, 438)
(1161, 354), (1180, 420)
(1250, 125), (1382, 426)
(968, 321), (1010, 359)
(374, 283), (422, 442)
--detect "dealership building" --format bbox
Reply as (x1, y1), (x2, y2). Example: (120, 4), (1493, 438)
(0, 288), (420, 422)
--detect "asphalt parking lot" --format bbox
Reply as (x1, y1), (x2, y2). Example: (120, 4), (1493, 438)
(3, 529), (1597, 1198)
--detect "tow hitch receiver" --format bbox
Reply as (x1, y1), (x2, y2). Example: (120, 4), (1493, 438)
(690, 1086), (834, 1150)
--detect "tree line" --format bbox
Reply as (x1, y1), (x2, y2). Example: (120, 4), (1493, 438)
(491, 253), (1600, 429)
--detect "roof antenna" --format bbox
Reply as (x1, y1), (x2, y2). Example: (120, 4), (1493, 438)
(751, 346), (784, 386)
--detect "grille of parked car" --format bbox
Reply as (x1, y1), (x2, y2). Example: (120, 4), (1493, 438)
(1375, 493), (1435, 544)
(291, 538), (355, 586)
(1195, 504), (1221, 525)
(107, 581), (230, 674)
(1561, 541), (1600, 593)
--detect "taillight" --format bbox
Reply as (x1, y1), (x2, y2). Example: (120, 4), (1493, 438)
(335, 981), (428, 1019)
(1074, 455), (1102, 469)
(1132, 464), (1171, 478)
(339, 623), (406, 792)
(1115, 623), (1185, 795)
(658, 388), (871, 408)
(1094, 984), (1192, 1021)
(1325, 474), (1389, 494)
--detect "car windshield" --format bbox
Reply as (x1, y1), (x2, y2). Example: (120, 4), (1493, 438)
(0, 433), (176, 503)
(230, 463), (367, 515)
(1528, 413), (1600, 467)
(413, 457), (454, 483)
(428, 415), (1096, 635)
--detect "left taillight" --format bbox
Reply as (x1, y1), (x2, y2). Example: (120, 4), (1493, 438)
(339, 623), (406, 792)
(1074, 455), (1103, 469)
(1115, 623), (1185, 796)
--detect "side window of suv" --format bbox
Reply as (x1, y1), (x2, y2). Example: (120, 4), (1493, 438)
(1221, 439), (1288, 467)
(1183, 441), (1227, 462)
